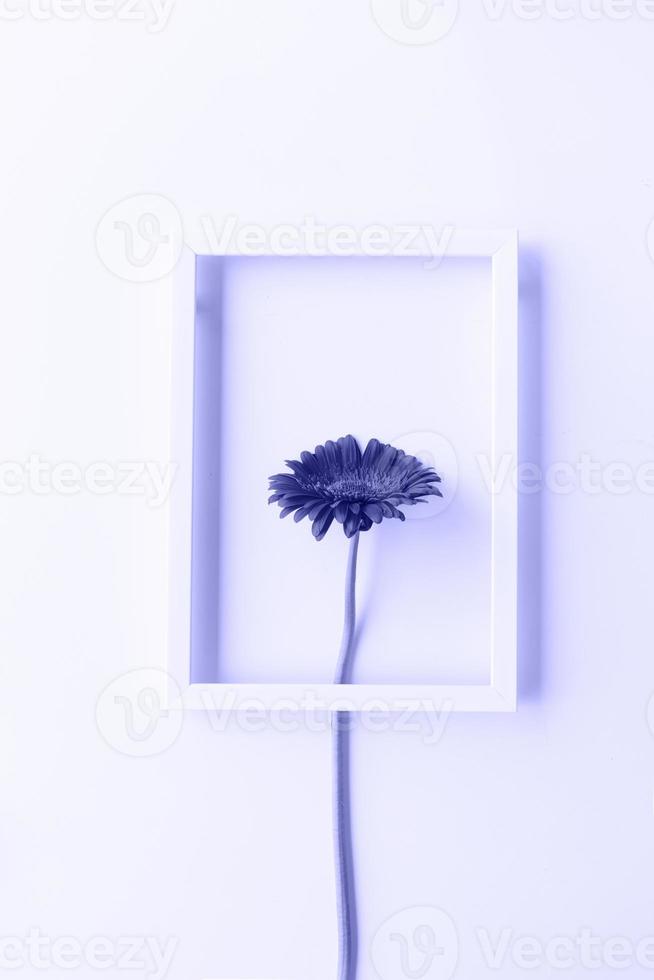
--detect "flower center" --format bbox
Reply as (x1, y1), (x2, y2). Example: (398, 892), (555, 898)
(303, 470), (400, 502)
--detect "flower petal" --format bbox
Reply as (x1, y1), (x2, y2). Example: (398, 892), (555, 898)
(300, 450), (318, 471)
(309, 500), (329, 520)
(361, 438), (382, 468)
(269, 475), (302, 489)
(344, 512), (360, 538)
(338, 434), (362, 470)
(324, 440), (340, 471)
(363, 502), (383, 523)
(334, 501), (349, 523)
(312, 509), (334, 540)
(284, 459), (306, 476)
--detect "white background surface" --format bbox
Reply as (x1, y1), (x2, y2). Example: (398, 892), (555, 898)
(2, 3), (654, 979)
(209, 255), (492, 686)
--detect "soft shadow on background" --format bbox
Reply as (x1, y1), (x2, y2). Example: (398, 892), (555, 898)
(190, 256), (224, 683)
(517, 248), (544, 701)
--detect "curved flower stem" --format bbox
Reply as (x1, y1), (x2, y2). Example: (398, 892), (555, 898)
(332, 530), (360, 980)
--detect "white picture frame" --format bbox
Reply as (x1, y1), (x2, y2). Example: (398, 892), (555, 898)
(165, 229), (518, 713)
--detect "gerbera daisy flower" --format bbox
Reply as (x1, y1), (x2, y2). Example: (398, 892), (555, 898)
(268, 434), (442, 540)
(269, 432), (443, 980)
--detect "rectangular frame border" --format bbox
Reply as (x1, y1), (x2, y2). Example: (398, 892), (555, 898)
(167, 229), (518, 712)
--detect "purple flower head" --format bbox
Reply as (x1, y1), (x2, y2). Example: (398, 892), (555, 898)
(269, 434), (442, 541)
